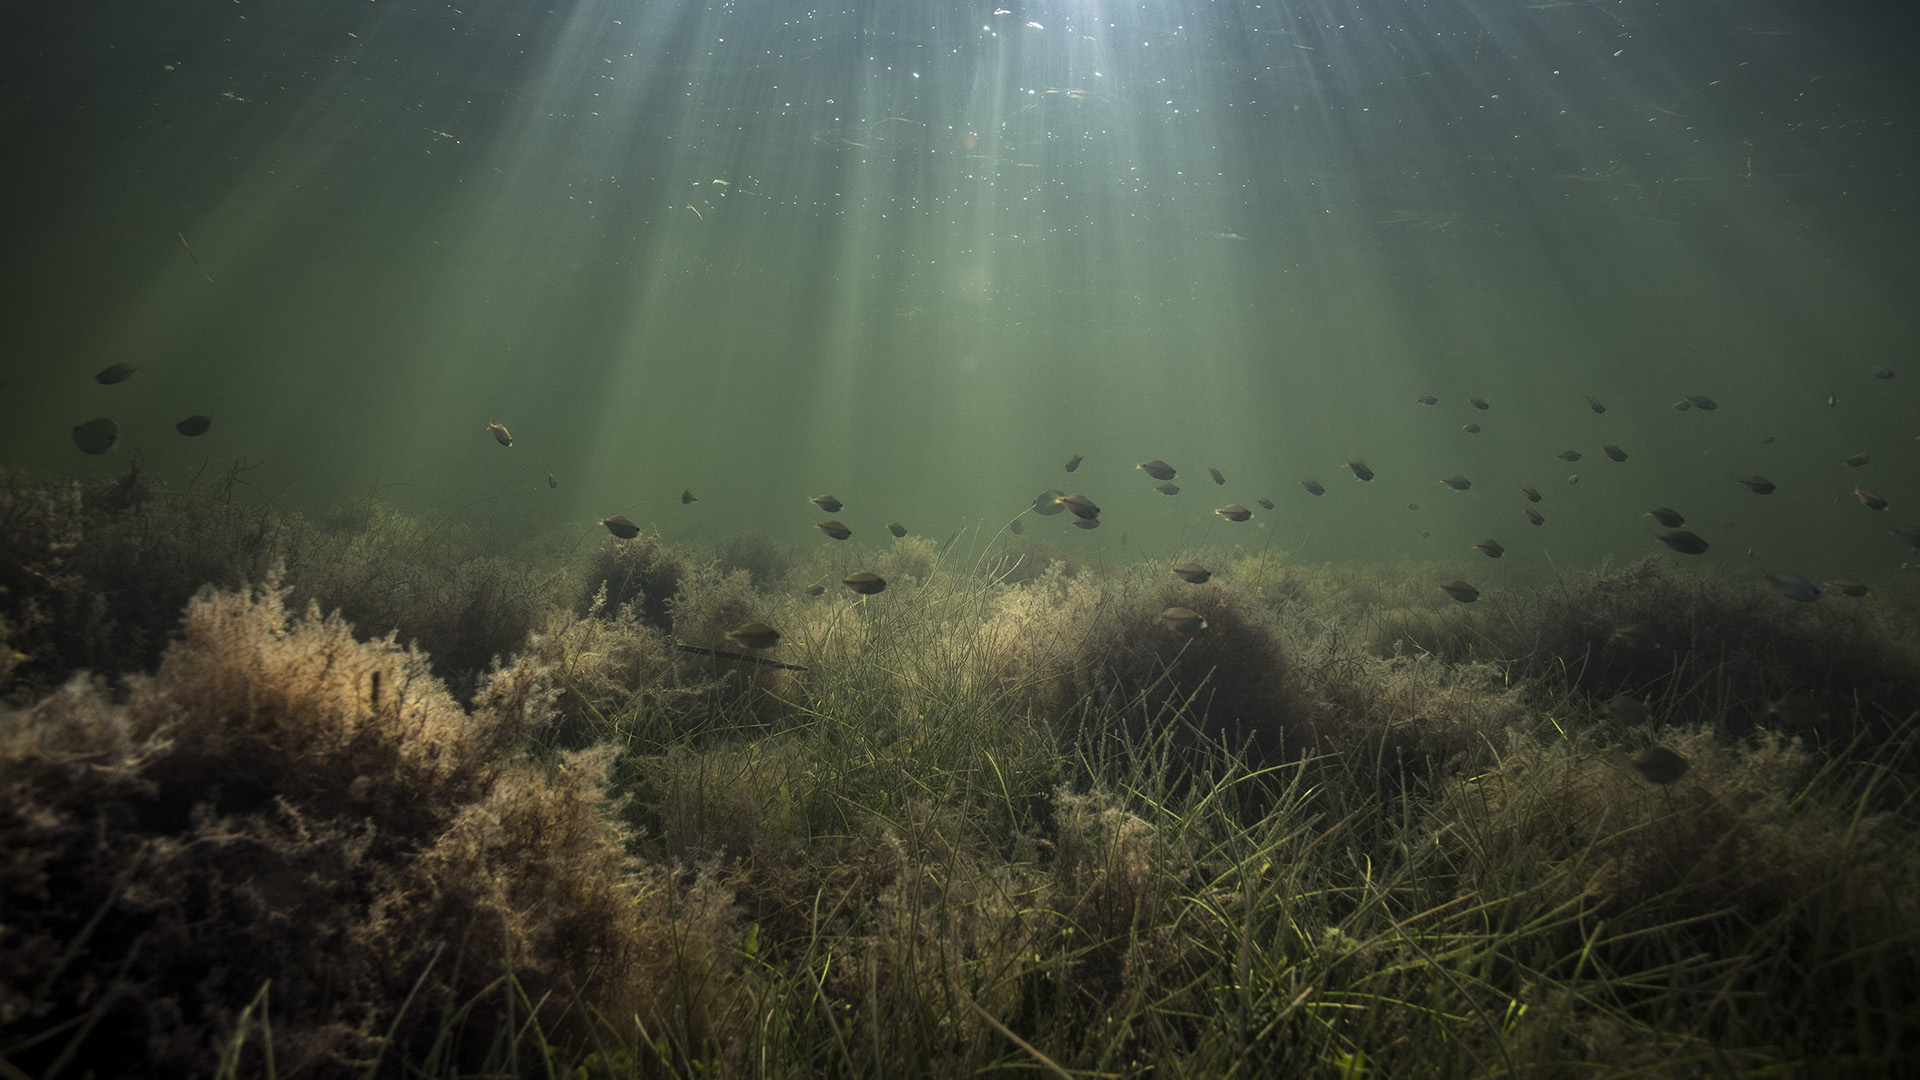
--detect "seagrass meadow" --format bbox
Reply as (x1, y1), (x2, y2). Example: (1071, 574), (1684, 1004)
(4, 0), (1920, 1076)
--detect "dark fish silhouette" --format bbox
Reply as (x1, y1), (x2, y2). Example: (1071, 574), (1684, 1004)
(1767, 573), (1820, 602)
(487, 422), (512, 447)
(1525, 507), (1544, 526)
(1584, 395), (1606, 414)
(1843, 451), (1869, 468)
(1855, 489), (1887, 511)
(842, 571), (887, 594)
(1155, 482), (1180, 495)
(1658, 530), (1709, 554)
(1631, 746), (1689, 785)
(175, 415), (212, 437)
(1065, 454), (1083, 472)
(1417, 393), (1437, 405)
(71, 417), (118, 454)
(1159, 607), (1207, 633)
(726, 622), (782, 649)
(1611, 625), (1658, 651)
(1557, 450), (1582, 462)
(1301, 479), (1326, 495)
(1521, 487), (1542, 503)
(1009, 518), (1025, 535)
(1439, 475), (1471, 491)
(1687, 395), (1718, 411)
(95, 362), (137, 385)
(547, 472), (558, 489)
(1469, 397), (1490, 410)
(1897, 525), (1920, 548)
(811, 495), (844, 513)
(1602, 444), (1627, 462)
(681, 489), (698, 504)
(1257, 497), (1275, 510)
(1346, 461), (1373, 482)
(1823, 579), (1869, 597)
(1209, 467), (1226, 485)
(1735, 476), (1776, 495)
(1170, 562), (1211, 583)
(1474, 539), (1504, 558)
(1137, 460), (1177, 481)
(1439, 581), (1480, 603)
(1646, 508), (1685, 528)
(888, 522), (907, 537)
(1867, 364), (1894, 379)
(1071, 518), (1101, 530)
(1033, 490), (1067, 515)
(602, 515), (641, 539)
(816, 521), (852, 540)
(1215, 504), (1252, 522)
(1057, 493), (1100, 520)
(1462, 423), (1481, 434)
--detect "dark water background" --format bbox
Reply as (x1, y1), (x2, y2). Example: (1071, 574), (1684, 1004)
(2, 0), (1916, 583)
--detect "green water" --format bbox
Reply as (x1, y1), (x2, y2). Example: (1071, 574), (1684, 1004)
(3, 0), (1915, 582)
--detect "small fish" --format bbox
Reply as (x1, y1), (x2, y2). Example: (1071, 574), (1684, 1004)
(1657, 530), (1709, 554)
(1603, 694), (1650, 725)
(1257, 497), (1275, 510)
(842, 571), (888, 595)
(1469, 397), (1490, 410)
(1137, 460), (1178, 481)
(1154, 482), (1180, 495)
(811, 495), (844, 513)
(1407, 503), (1420, 511)
(547, 472), (558, 489)
(1766, 573), (1820, 602)
(1065, 454), (1083, 472)
(1439, 475), (1471, 491)
(1768, 693), (1828, 726)
(1072, 518), (1101, 530)
(1855, 489), (1888, 511)
(1521, 487), (1542, 503)
(1417, 393), (1437, 405)
(1439, 581), (1480, 603)
(1896, 525), (1920, 548)
(805, 584), (826, 596)
(1209, 467), (1226, 485)
(1474, 539), (1504, 558)
(1525, 507), (1545, 526)
(1672, 399), (1693, 412)
(1346, 461), (1374, 482)
(1170, 562), (1211, 583)
(1735, 475), (1776, 495)
(71, 417), (119, 454)
(95, 362), (137, 384)
(1009, 518), (1025, 535)
(1583, 395), (1606, 414)
(175, 415), (212, 437)
(1843, 451), (1869, 467)
(1556, 450), (1582, 462)
(1159, 606), (1208, 633)
(726, 622), (782, 650)
(1567, 474), (1580, 485)
(1687, 395), (1718, 411)
(1611, 625), (1659, 651)
(1462, 423), (1481, 434)
(1215, 504), (1252, 522)
(1033, 490), (1068, 515)
(816, 520), (853, 540)
(1301, 479), (1326, 495)
(1827, 392), (1837, 407)
(1761, 434), (1776, 445)
(1056, 493), (1100, 520)
(1822, 578), (1869, 597)
(1867, 363), (1895, 379)
(601, 515), (641, 539)
(681, 489), (698, 504)
(1631, 746), (1689, 785)
(1646, 507), (1686, 528)
(887, 522), (907, 537)
(1602, 444), (1627, 462)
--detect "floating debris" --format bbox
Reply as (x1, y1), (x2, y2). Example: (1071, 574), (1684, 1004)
(1065, 454), (1083, 472)
(1057, 493), (1101, 520)
(1474, 539), (1505, 558)
(1686, 395), (1718, 411)
(1033, 490), (1068, 515)
(842, 571), (888, 595)
(816, 520), (853, 540)
(1417, 393), (1437, 405)
(1602, 444), (1627, 462)
(1159, 607), (1208, 633)
(1557, 450), (1583, 462)
(1646, 507), (1686, 528)
(1657, 530), (1709, 554)
(1735, 475), (1777, 495)
(601, 515), (641, 539)
(1170, 562), (1212, 584)
(1823, 578), (1869, 597)
(1525, 507), (1545, 526)
(1155, 482), (1180, 495)
(1843, 451), (1870, 468)
(1209, 468), (1226, 485)
(1301, 479), (1326, 495)
(1215, 504), (1252, 522)
(1521, 487), (1542, 503)
(95, 362), (138, 385)
(1137, 460), (1178, 481)
(1766, 573), (1821, 602)
(175, 415), (212, 437)
(487, 422), (512, 447)
(1257, 497), (1275, 510)
(812, 495), (844, 513)
(1439, 475), (1471, 491)
(1439, 581), (1480, 603)
(726, 622), (782, 650)
(1584, 395), (1606, 414)
(71, 417), (118, 454)
(1855, 489), (1888, 511)
(887, 522), (907, 537)
(1631, 746), (1689, 785)
(681, 489), (698, 504)
(1463, 423), (1482, 434)
(1867, 363), (1895, 379)
(1469, 397), (1490, 410)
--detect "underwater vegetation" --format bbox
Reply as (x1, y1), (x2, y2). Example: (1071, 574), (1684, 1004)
(2, 468), (1919, 1078)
